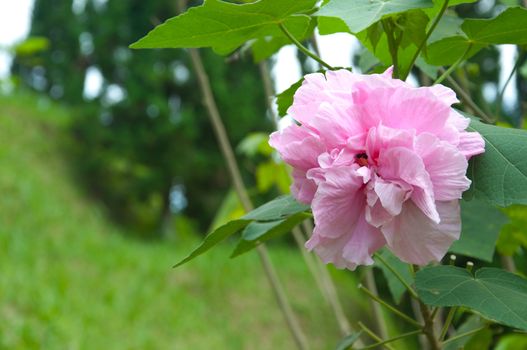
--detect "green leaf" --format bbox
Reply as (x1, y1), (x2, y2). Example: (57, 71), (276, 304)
(443, 315), (489, 350)
(174, 219), (251, 267)
(374, 249), (414, 304)
(317, 16), (351, 35)
(249, 17), (315, 62)
(426, 7), (527, 65)
(449, 199), (509, 262)
(355, 27), (417, 79)
(416, 266), (527, 330)
(315, 0), (433, 34)
(497, 205), (527, 256)
(465, 118), (527, 207)
(243, 195), (310, 221)
(495, 334), (527, 350)
(130, 0), (316, 54)
(335, 331), (363, 350)
(366, 22), (384, 51)
(230, 212), (309, 257)
(256, 161), (291, 193)
(398, 10), (430, 49)
(237, 132), (272, 157)
(426, 36), (484, 65)
(276, 77), (304, 117)
(462, 7), (527, 45)
(427, 15), (464, 44)
(175, 195), (309, 266)
(358, 48), (382, 73)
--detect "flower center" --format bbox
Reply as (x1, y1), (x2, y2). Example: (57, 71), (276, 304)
(355, 152), (369, 167)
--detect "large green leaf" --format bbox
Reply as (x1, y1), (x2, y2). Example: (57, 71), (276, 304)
(355, 27), (418, 79)
(449, 199), (509, 261)
(243, 195), (310, 221)
(374, 249), (413, 304)
(427, 7), (527, 65)
(230, 212), (310, 257)
(249, 17), (315, 62)
(315, 0), (433, 34)
(465, 119), (527, 207)
(276, 77), (304, 117)
(130, 0), (316, 54)
(416, 266), (527, 330)
(175, 195), (310, 266)
(174, 219), (251, 267)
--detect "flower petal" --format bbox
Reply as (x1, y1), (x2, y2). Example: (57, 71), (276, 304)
(310, 166), (364, 239)
(381, 200), (461, 265)
(378, 147), (439, 222)
(416, 133), (471, 201)
(458, 131), (485, 159)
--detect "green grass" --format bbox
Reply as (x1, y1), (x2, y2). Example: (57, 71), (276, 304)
(0, 93), (363, 349)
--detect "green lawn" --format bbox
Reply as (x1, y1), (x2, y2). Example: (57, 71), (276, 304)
(0, 93), (364, 349)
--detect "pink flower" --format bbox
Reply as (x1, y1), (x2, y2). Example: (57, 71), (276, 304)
(269, 68), (485, 269)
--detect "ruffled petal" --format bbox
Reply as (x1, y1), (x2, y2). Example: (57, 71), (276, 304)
(356, 86), (451, 135)
(458, 131), (485, 159)
(378, 147), (439, 222)
(416, 133), (471, 201)
(269, 126), (324, 171)
(291, 169), (317, 204)
(381, 200), (461, 265)
(310, 166), (364, 239)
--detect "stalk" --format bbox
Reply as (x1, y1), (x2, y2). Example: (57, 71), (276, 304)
(182, 16), (309, 348)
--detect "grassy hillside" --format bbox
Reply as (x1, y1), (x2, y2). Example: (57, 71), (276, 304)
(0, 93), (362, 349)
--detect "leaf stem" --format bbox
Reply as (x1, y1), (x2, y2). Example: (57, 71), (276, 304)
(403, 0), (450, 80)
(355, 329), (422, 350)
(184, 34), (309, 350)
(434, 43), (473, 84)
(496, 48), (524, 118)
(364, 269), (389, 339)
(441, 72), (494, 123)
(278, 22), (334, 70)
(358, 322), (396, 350)
(439, 307), (457, 341)
(374, 253), (418, 298)
(358, 284), (422, 328)
(442, 326), (487, 345)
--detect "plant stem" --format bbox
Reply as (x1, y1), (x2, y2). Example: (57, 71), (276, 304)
(278, 22), (334, 70)
(358, 322), (396, 350)
(358, 284), (422, 328)
(439, 307), (457, 341)
(356, 329), (422, 350)
(186, 45), (308, 350)
(442, 326), (487, 345)
(441, 73), (494, 123)
(434, 43), (473, 84)
(496, 48), (524, 118)
(403, 0), (450, 80)
(501, 255), (517, 273)
(258, 60), (356, 339)
(364, 269), (389, 340)
(382, 19), (399, 79)
(374, 253), (418, 298)
(418, 300), (441, 350)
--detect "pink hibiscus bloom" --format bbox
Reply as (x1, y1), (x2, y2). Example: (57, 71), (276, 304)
(270, 68), (485, 269)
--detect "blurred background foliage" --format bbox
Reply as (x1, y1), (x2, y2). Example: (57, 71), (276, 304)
(1, 0), (526, 349)
(14, 0), (274, 237)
